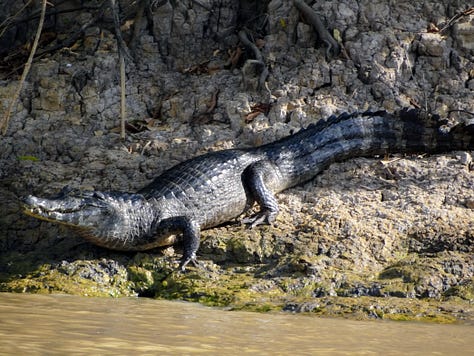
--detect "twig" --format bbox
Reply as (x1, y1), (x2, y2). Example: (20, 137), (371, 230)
(36, 1), (107, 57)
(110, 0), (133, 62)
(120, 55), (126, 140)
(238, 30), (263, 64)
(1, 0), (49, 135)
(439, 7), (474, 34)
(0, 0), (33, 39)
(293, 0), (340, 59)
(110, 0), (131, 140)
(448, 109), (474, 118)
(2, 4), (103, 27)
(206, 89), (219, 114)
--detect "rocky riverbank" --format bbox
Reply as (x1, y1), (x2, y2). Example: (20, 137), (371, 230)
(1, 0), (473, 322)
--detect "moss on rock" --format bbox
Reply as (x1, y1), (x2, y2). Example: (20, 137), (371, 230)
(2, 260), (134, 297)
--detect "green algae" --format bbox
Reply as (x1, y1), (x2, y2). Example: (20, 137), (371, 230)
(127, 259), (470, 323)
(158, 267), (258, 307)
(444, 282), (474, 301)
(1, 260), (135, 298)
(17, 155), (39, 162)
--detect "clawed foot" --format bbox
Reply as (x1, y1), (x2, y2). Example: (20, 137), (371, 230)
(178, 253), (201, 272)
(242, 211), (276, 228)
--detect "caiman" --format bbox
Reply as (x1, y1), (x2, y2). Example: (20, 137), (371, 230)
(23, 109), (474, 270)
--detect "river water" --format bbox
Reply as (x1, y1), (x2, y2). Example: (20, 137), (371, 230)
(0, 293), (473, 355)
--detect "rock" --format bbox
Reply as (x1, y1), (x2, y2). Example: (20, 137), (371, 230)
(456, 151), (472, 166)
(467, 79), (474, 90)
(453, 14), (474, 51)
(150, 0), (239, 69)
(296, 22), (315, 48)
(416, 33), (448, 57)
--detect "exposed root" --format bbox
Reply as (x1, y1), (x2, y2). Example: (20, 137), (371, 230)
(238, 29), (269, 91)
(293, 0), (341, 59)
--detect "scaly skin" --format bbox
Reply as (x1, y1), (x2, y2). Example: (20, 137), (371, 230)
(23, 109), (474, 270)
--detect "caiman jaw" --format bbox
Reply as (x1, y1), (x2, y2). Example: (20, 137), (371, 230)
(22, 193), (107, 227)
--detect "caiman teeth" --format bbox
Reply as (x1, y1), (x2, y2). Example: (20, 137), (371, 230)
(24, 206), (47, 217)
(24, 205), (64, 219)
(25, 205), (77, 215)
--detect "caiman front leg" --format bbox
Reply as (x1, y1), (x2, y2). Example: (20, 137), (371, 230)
(241, 160), (281, 228)
(152, 216), (201, 271)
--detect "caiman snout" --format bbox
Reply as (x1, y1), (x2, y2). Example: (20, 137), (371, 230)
(23, 195), (54, 221)
(22, 195), (49, 215)
(22, 190), (110, 229)
(22, 189), (160, 250)
(22, 195), (62, 221)
(22, 193), (93, 222)
(23, 195), (49, 210)
(23, 194), (73, 212)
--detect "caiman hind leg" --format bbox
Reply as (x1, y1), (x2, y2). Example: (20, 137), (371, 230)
(241, 160), (282, 228)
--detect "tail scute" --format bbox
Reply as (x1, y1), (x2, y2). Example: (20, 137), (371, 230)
(367, 108), (474, 153)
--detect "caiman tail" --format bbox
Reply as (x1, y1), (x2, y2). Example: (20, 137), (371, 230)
(259, 108), (474, 190)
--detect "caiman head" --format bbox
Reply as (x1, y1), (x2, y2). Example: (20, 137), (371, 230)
(22, 189), (172, 250)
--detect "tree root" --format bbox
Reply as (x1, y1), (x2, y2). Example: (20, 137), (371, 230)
(238, 29), (269, 91)
(293, 0), (340, 59)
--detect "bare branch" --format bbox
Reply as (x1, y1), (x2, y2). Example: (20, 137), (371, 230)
(439, 7), (474, 33)
(110, 0), (132, 140)
(1, 0), (49, 135)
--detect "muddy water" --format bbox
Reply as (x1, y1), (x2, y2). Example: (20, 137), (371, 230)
(0, 293), (472, 355)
